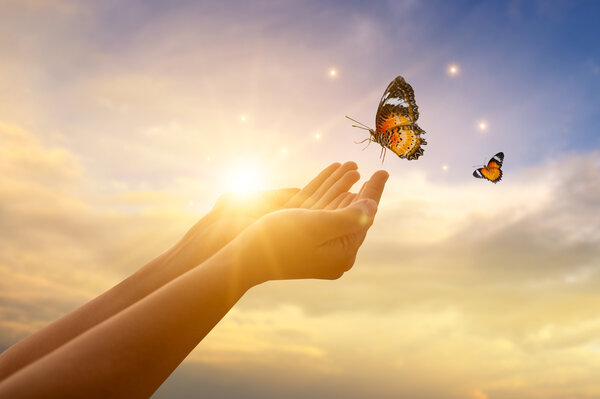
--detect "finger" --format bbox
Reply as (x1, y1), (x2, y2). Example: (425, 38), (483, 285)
(213, 188), (300, 217)
(311, 199), (378, 240)
(284, 162), (341, 208)
(337, 192), (357, 209)
(325, 192), (352, 210)
(261, 188), (301, 211)
(300, 161), (358, 208)
(312, 169), (360, 209)
(354, 170), (389, 205)
(355, 180), (368, 199)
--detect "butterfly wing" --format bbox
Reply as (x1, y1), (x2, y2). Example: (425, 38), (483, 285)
(373, 76), (426, 160)
(384, 125), (427, 160)
(487, 152), (504, 169)
(473, 152), (504, 183)
(473, 167), (502, 183)
(375, 76), (420, 135)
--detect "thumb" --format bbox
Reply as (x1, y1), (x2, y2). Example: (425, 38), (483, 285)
(312, 199), (378, 240)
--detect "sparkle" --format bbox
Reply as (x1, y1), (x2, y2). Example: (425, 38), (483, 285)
(442, 164), (448, 171)
(329, 68), (337, 77)
(448, 64), (459, 76)
(241, 115), (247, 122)
(281, 147), (287, 154)
(206, 156), (211, 161)
(315, 133), (321, 140)
(478, 121), (488, 131)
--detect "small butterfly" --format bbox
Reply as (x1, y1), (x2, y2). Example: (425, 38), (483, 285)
(473, 152), (504, 183)
(346, 75), (426, 163)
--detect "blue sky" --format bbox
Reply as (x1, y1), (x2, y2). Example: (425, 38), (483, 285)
(4, 0), (599, 184)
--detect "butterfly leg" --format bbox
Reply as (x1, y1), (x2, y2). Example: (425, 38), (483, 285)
(362, 138), (372, 151)
(379, 145), (387, 164)
(354, 137), (373, 151)
(354, 137), (371, 144)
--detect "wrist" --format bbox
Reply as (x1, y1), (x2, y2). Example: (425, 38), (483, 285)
(217, 228), (270, 291)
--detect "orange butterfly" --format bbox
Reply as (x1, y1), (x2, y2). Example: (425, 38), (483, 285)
(347, 75), (426, 163)
(473, 152), (504, 183)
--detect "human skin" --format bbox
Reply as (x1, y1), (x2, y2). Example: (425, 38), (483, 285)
(0, 162), (388, 398)
(0, 162), (364, 380)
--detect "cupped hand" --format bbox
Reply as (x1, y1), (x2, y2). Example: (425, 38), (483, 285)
(233, 198), (381, 285)
(230, 169), (389, 284)
(172, 161), (366, 268)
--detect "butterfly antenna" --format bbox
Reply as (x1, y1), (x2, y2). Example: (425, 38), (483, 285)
(345, 116), (372, 130)
(351, 124), (370, 131)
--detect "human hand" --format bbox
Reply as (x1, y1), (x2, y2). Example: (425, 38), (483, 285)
(170, 162), (362, 270)
(231, 170), (388, 285)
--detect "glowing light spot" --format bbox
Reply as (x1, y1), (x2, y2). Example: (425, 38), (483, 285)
(478, 121), (488, 131)
(442, 164), (448, 171)
(315, 133), (321, 140)
(471, 390), (488, 399)
(448, 64), (459, 76)
(241, 115), (247, 122)
(359, 212), (370, 226)
(188, 200), (194, 207)
(206, 156), (211, 161)
(225, 165), (263, 193)
(329, 68), (337, 77)
(281, 147), (287, 154)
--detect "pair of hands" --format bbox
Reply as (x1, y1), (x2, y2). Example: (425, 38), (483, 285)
(173, 162), (388, 285)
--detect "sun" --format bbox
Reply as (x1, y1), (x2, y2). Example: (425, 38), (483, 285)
(224, 164), (264, 193)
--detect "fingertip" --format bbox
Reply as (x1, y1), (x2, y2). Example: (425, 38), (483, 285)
(344, 161), (358, 170)
(374, 170), (390, 181)
(345, 169), (361, 181)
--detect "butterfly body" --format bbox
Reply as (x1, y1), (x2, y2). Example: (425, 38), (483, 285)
(473, 152), (504, 183)
(348, 75), (426, 162)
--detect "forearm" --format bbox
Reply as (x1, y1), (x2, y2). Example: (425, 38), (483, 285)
(0, 241), (254, 398)
(0, 214), (220, 381)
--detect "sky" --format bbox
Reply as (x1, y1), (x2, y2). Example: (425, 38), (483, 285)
(1, 0), (600, 397)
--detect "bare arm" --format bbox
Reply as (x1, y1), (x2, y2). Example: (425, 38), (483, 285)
(0, 171), (387, 398)
(0, 162), (362, 380)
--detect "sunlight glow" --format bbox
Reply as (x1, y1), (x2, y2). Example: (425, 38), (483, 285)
(329, 68), (337, 77)
(225, 165), (263, 193)
(241, 115), (247, 122)
(315, 133), (321, 140)
(281, 147), (287, 154)
(442, 164), (448, 171)
(478, 121), (487, 131)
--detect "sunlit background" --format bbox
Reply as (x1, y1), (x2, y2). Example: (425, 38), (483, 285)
(1, 1), (600, 398)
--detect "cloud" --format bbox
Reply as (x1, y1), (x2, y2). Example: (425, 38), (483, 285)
(0, 122), (202, 349)
(196, 152), (600, 397)
(1, 2), (599, 396)
(3, 120), (600, 398)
